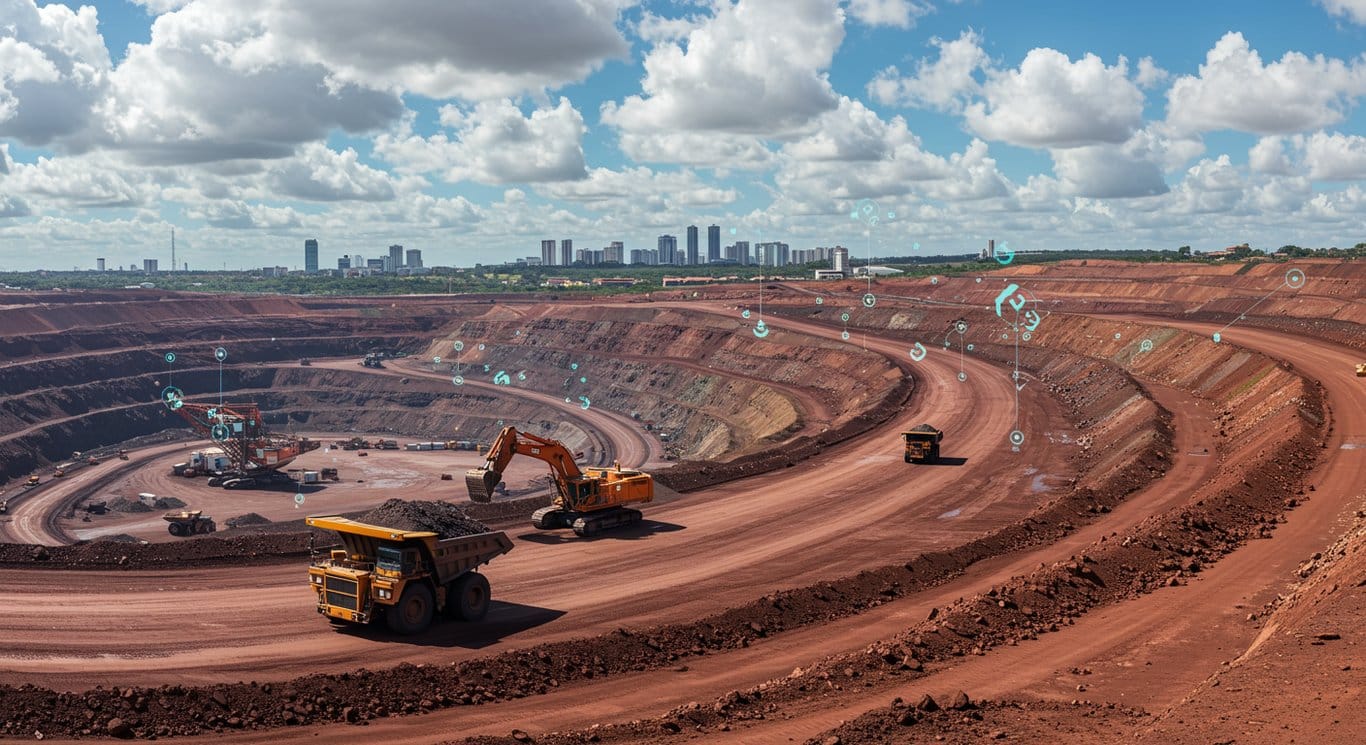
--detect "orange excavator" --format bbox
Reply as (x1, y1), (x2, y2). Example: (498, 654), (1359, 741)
(465, 426), (653, 537)
(171, 402), (319, 488)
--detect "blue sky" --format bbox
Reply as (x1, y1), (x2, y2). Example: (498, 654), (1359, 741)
(1, 0), (1365, 271)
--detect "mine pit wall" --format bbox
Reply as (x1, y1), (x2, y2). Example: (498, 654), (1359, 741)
(422, 308), (901, 462)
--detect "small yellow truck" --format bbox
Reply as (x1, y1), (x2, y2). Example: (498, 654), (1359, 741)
(305, 516), (512, 634)
(902, 424), (943, 464)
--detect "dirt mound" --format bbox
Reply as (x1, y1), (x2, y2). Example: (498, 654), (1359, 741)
(151, 496), (186, 509)
(225, 512), (271, 528)
(106, 496), (152, 513)
(803, 697), (1149, 745)
(355, 498), (489, 538)
(0, 532), (330, 570)
(92, 534), (142, 544)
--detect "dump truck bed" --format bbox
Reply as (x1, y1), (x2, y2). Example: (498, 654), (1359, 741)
(902, 424), (943, 441)
(305, 515), (512, 585)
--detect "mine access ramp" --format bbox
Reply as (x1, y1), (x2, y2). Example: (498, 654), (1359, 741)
(305, 516), (512, 634)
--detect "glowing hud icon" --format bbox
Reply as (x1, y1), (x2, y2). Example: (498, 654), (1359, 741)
(454, 341), (464, 351)
(164, 353), (176, 363)
(995, 241), (1015, 266)
(1139, 339), (1154, 353)
(214, 347), (227, 362)
(452, 375), (464, 386)
(493, 371), (511, 386)
(741, 309), (751, 319)
(753, 319), (770, 339)
(862, 293), (876, 308)
(909, 342), (927, 362)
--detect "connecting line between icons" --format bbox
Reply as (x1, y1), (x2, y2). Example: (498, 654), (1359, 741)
(1213, 285), (1279, 339)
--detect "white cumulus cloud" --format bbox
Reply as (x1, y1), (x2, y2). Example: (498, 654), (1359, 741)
(375, 99), (587, 185)
(868, 29), (987, 112)
(1318, 0), (1366, 24)
(1166, 32), (1366, 135)
(846, 0), (930, 29)
(1248, 136), (1292, 175)
(964, 48), (1145, 148)
(1299, 130), (1366, 180)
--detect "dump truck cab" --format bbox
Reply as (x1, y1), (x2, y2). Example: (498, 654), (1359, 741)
(902, 424), (943, 463)
(306, 516), (512, 635)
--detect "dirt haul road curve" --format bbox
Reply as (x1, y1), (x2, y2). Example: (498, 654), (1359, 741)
(0, 310), (1072, 692)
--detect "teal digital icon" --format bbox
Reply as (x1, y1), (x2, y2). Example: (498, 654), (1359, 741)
(1009, 430), (1025, 447)
(995, 241), (1015, 266)
(741, 309), (751, 319)
(753, 319), (770, 339)
(210, 423), (230, 442)
(164, 352), (175, 364)
(452, 375), (464, 386)
(1139, 339), (1154, 353)
(483, 364), (490, 372)
(517, 371), (527, 381)
(862, 293), (876, 308)
(478, 343), (486, 351)
(931, 277), (939, 285)
(214, 347), (227, 362)
(958, 371), (967, 382)
(909, 342), (927, 362)
(497, 419), (504, 427)
(294, 493), (305, 508)
(1114, 333), (1122, 340)
(967, 344), (975, 351)
(453, 340), (464, 352)
(1022, 332), (1032, 341)
(578, 395), (591, 410)
(815, 297), (824, 305)
(840, 312), (850, 323)
(493, 370), (511, 386)
(1212, 332), (1222, 343)
(1285, 268), (1306, 289)
(570, 362), (579, 371)
(433, 356), (442, 365)
(161, 386), (184, 410)
(853, 198), (880, 226)
(841, 330), (850, 340)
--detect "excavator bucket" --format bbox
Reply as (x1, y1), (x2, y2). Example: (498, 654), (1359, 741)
(465, 468), (501, 503)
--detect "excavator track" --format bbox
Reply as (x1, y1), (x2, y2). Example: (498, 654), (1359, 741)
(531, 507), (570, 530)
(571, 507), (643, 537)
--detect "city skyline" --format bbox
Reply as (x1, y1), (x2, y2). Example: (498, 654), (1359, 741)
(2, 1), (1365, 271)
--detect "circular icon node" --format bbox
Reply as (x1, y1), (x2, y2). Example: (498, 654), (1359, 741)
(909, 342), (927, 362)
(579, 376), (587, 384)
(967, 344), (975, 351)
(517, 371), (527, 381)
(497, 419), (504, 427)
(753, 320), (770, 339)
(853, 198), (880, 226)
(454, 340), (465, 352)
(862, 293), (876, 308)
(930, 276), (939, 285)
(478, 343), (486, 351)
(294, 493), (305, 505)
(816, 297), (824, 305)
(214, 347), (227, 362)
(1284, 268), (1306, 289)
(578, 396), (591, 410)
(741, 309), (751, 319)
(957, 371), (967, 382)
(1009, 430), (1025, 447)
(514, 330), (522, 336)
(1212, 332), (1222, 344)
(1022, 332), (1032, 341)
(1139, 339), (1154, 353)
(1114, 333), (1122, 340)
(570, 362), (579, 371)
(841, 330), (850, 340)
(164, 352), (176, 364)
(210, 423), (230, 442)
(452, 375), (464, 386)
(840, 312), (851, 323)
(955, 320), (968, 335)
(975, 277), (982, 283)
(433, 356), (442, 365)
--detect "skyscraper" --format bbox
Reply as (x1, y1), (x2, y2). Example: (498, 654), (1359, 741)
(541, 239), (557, 266)
(143, 259), (158, 274)
(388, 244), (404, 270)
(96, 258), (105, 272)
(686, 225), (699, 265)
(304, 239), (319, 273)
(832, 247), (849, 275)
(338, 256), (351, 270)
(560, 239), (573, 266)
(604, 241), (624, 264)
(405, 249), (422, 269)
(735, 241), (750, 266)
(707, 225), (720, 263)
(657, 234), (677, 265)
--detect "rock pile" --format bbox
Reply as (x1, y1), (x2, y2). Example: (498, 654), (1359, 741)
(356, 499), (489, 538)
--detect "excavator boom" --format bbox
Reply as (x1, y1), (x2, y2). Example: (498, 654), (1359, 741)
(465, 426), (583, 503)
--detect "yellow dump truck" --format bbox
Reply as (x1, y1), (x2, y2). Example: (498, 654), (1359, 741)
(1357, 363), (1366, 377)
(305, 516), (513, 634)
(902, 424), (943, 463)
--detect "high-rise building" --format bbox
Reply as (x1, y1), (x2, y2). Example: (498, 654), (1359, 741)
(657, 234), (677, 265)
(604, 241), (624, 264)
(304, 239), (319, 273)
(832, 247), (849, 275)
(388, 244), (404, 270)
(96, 258), (105, 272)
(143, 259), (158, 274)
(367, 258), (385, 271)
(352, 255), (364, 271)
(707, 225), (720, 263)
(405, 249), (422, 269)
(560, 239), (573, 267)
(631, 248), (661, 265)
(686, 225), (699, 265)
(735, 241), (750, 266)
(541, 239), (557, 266)
(338, 256), (351, 270)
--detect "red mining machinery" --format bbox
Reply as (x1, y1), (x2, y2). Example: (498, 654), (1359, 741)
(172, 402), (319, 489)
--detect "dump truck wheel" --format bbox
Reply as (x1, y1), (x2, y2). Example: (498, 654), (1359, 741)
(450, 572), (491, 622)
(904, 453), (912, 463)
(386, 583), (434, 635)
(167, 522), (185, 537)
